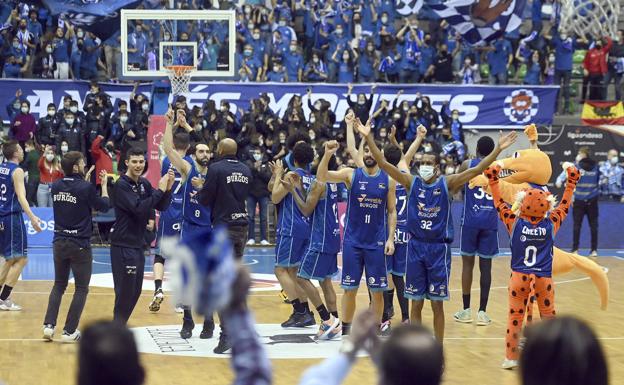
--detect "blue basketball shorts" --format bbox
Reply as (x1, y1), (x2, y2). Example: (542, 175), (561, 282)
(297, 247), (338, 281)
(180, 221), (212, 244)
(405, 239), (451, 301)
(0, 213), (27, 260)
(275, 235), (309, 268)
(341, 242), (388, 291)
(387, 227), (410, 276)
(459, 226), (499, 259)
(156, 212), (182, 255)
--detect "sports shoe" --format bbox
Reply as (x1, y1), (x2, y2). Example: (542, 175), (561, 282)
(149, 288), (164, 312)
(401, 319), (410, 325)
(453, 308), (473, 323)
(281, 312), (298, 328)
(175, 304), (184, 313)
(213, 334), (232, 354)
(43, 324), (55, 341)
(200, 320), (214, 339)
(180, 318), (195, 339)
(378, 320), (392, 337)
(571, 249), (578, 254)
(246, 239), (256, 246)
(61, 330), (81, 343)
(315, 317), (342, 340)
(0, 299), (22, 311)
(589, 250), (598, 259)
(294, 311), (316, 327)
(501, 359), (519, 369)
(476, 311), (492, 326)
(260, 239), (270, 246)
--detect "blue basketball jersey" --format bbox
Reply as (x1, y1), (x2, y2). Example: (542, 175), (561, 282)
(462, 158), (497, 230)
(160, 155), (193, 217)
(276, 168), (314, 238)
(344, 168), (389, 249)
(309, 182), (340, 254)
(396, 175), (408, 229)
(182, 161), (212, 226)
(510, 217), (554, 277)
(0, 162), (21, 216)
(407, 175), (453, 243)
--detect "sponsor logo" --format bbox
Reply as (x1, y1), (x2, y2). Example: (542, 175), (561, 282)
(429, 284), (435, 293)
(522, 226), (546, 236)
(378, 183), (386, 189)
(504, 89), (539, 124)
(433, 188), (442, 196)
(418, 189), (425, 198)
(520, 235), (527, 242)
(368, 277), (376, 285)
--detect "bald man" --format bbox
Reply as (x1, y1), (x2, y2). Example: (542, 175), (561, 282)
(198, 138), (252, 260)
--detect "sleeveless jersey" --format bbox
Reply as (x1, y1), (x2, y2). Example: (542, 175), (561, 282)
(344, 168), (389, 249)
(276, 168), (314, 238)
(309, 182), (340, 254)
(0, 162), (20, 216)
(160, 155), (193, 218)
(462, 158), (497, 230)
(407, 175), (453, 243)
(182, 161), (212, 226)
(396, 174), (408, 228)
(510, 217), (554, 277)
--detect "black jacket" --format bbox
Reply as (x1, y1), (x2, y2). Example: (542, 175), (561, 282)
(246, 158), (271, 198)
(110, 175), (171, 248)
(52, 174), (110, 247)
(36, 115), (60, 146)
(198, 155), (252, 227)
(56, 122), (86, 155)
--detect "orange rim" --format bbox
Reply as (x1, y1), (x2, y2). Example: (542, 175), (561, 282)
(165, 65), (195, 75)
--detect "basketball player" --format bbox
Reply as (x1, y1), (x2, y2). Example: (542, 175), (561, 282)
(0, 141), (42, 311)
(280, 146), (342, 340)
(454, 136), (499, 326)
(270, 142), (316, 328)
(162, 109), (213, 341)
(149, 132), (191, 312)
(359, 120), (517, 341)
(316, 138), (397, 336)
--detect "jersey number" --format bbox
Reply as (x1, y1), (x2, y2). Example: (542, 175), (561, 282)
(474, 188), (493, 200)
(0, 183), (6, 202)
(195, 210), (201, 218)
(172, 177), (183, 195)
(524, 246), (537, 267)
(397, 195), (407, 216)
(420, 220), (432, 230)
(365, 214), (371, 224)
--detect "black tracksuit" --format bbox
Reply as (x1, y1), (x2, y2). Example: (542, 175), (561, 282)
(110, 174), (171, 324)
(44, 174), (110, 334)
(36, 115), (60, 146)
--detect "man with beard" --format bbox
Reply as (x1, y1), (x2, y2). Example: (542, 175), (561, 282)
(161, 110), (214, 345)
(316, 136), (397, 336)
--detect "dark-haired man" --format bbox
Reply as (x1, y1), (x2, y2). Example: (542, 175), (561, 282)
(109, 147), (174, 325)
(454, 136), (499, 326)
(359, 120), (517, 341)
(0, 141), (42, 311)
(43, 151), (110, 341)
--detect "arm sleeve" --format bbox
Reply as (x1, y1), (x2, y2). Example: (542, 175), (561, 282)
(91, 135), (103, 158)
(88, 184), (110, 212)
(114, 180), (166, 217)
(198, 167), (218, 207)
(297, 354), (354, 385)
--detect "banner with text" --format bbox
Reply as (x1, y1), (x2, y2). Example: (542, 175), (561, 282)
(0, 80), (559, 128)
(23, 207), (54, 248)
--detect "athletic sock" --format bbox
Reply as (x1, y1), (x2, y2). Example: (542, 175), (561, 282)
(479, 258), (492, 312)
(302, 301), (311, 313)
(382, 290), (393, 322)
(462, 294), (471, 310)
(392, 274), (409, 321)
(155, 279), (162, 291)
(0, 285), (13, 301)
(331, 311), (339, 319)
(183, 308), (193, 322)
(342, 322), (351, 336)
(292, 299), (304, 313)
(316, 304), (331, 322)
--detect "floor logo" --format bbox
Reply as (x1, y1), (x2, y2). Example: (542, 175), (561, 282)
(131, 324), (360, 359)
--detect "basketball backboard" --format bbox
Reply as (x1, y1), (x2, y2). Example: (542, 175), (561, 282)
(120, 9), (236, 80)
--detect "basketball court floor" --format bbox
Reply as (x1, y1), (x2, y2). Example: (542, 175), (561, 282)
(1, 247), (623, 385)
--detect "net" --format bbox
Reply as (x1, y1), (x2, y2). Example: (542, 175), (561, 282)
(559, 0), (620, 39)
(164, 65), (195, 95)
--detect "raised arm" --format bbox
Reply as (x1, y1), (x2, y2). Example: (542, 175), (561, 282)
(345, 110), (364, 168)
(269, 159), (289, 204)
(317, 141), (354, 187)
(404, 125), (427, 168)
(385, 179), (397, 256)
(484, 164), (516, 234)
(551, 164), (580, 234)
(446, 131), (518, 194)
(163, 108), (192, 178)
(283, 175), (325, 217)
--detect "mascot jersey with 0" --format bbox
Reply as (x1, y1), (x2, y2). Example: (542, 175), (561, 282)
(470, 124), (609, 310)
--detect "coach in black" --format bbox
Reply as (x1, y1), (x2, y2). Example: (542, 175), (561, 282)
(198, 138), (252, 260)
(110, 147), (174, 325)
(42, 151), (110, 342)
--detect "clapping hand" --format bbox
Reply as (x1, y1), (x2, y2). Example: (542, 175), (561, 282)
(498, 130), (518, 150)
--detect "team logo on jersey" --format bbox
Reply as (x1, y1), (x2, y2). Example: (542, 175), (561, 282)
(429, 284), (435, 293)
(520, 235), (527, 242)
(359, 182), (368, 190)
(433, 188), (441, 196)
(330, 184), (337, 192)
(357, 194), (367, 203)
(378, 183), (386, 189)
(368, 277), (375, 285)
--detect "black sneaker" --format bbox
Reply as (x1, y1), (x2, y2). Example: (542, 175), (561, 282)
(180, 318), (195, 339)
(281, 312), (298, 328)
(294, 311), (316, 327)
(342, 323), (351, 336)
(213, 334), (232, 354)
(200, 320), (214, 339)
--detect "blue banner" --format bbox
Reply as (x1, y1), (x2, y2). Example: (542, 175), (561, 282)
(0, 80), (559, 128)
(23, 207), (54, 248)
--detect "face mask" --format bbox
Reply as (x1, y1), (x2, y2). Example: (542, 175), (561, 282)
(290, 45), (297, 52)
(380, 132), (387, 138)
(419, 165), (435, 180)
(253, 153), (262, 161)
(46, 47), (53, 54)
(247, 24), (254, 30)
(336, 29), (343, 35)
(314, 102), (321, 109)
(310, 117), (316, 124)
(65, 119), (74, 125)
(279, 20), (286, 27)
(48, 109), (55, 116)
(21, 107), (28, 113)
(313, 57), (319, 63)
(244, 49), (253, 56)
(120, 116), (128, 123)
(576, 154), (583, 163)
(61, 145), (69, 153)
(393, 114), (401, 120)
(423, 144), (432, 153)
(452, 114), (459, 120)
(77, 31), (84, 38)
(381, 17), (388, 24)
(358, 99), (365, 105)
(446, 166), (454, 174)
(164, 34), (171, 41)
(280, 138), (286, 144)
(549, 55), (555, 63)
(343, 55), (349, 61)
(142, 104), (149, 111)
(70, 106), (78, 113)
(13, 43), (19, 49)
(252, 33), (260, 40)
(367, 46), (374, 52)
(106, 144), (115, 152)
(403, 106), (409, 112)
(45, 153), (55, 162)
(13, 103), (20, 109)
(610, 157), (619, 165)
(221, 106), (227, 112)
(273, 66), (279, 72)
(309, 134), (316, 140)
(560, 34), (568, 41)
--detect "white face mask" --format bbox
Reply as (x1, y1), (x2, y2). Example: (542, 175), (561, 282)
(48, 109), (56, 116)
(309, 117), (316, 124)
(142, 104), (149, 111)
(419, 165), (435, 180)
(446, 166), (454, 174)
(46, 47), (53, 54)
(610, 156), (619, 165)
(309, 133), (316, 140)
(45, 153), (55, 162)
(381, 17), (388, 24)
(423, 144), (432, 153)
(61, 145), (69, 152)
(77, 31), (84, 38)
(21, 107), (28, 113)
(65, 118), (74, 125)
(120, 116), (128, 123)
(253, 153), (262, 161)
(13, 103), (20, 109)
(279, 20), (286, 27)
(253, 33), (260, 40)
(70, 106), (78, 113)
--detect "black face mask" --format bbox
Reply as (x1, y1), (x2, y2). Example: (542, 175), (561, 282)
(105, 144), (114, 152)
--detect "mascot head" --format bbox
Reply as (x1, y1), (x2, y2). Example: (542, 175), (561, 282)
(512, 188), (556, 222)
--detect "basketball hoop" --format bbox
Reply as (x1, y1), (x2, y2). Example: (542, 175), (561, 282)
(164, 65), (195, 95)
(559, 0), (619, 39)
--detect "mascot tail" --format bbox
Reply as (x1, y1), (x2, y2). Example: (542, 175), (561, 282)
(553, 247), (609, 310)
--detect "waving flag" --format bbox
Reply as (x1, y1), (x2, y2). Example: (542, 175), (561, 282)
(431, 0), (527, 46)
(397, 0), (425, 16)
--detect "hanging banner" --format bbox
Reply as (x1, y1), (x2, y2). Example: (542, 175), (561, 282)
(0, 80), (559, 128)
(23, 207), (55, 248)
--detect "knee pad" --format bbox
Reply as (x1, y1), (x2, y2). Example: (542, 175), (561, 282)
(154, 255), (166, 265)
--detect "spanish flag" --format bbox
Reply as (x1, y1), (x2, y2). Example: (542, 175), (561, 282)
(582, 101), (624, 125)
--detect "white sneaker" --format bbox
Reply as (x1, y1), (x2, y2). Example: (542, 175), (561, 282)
(43, 324), (55, 341)
(476, 310), (492, 326)
(149, 288), (164, 312)
(589, 250), (598, 259)
(501, 359), (519, 369)
(260, 239), (270, 246)
(0, 299), (22, 311)
(61, 330), (81, 343)
(246, 239), (256, 246)
(175, 305), (184, 313)
(453, 308), (473, 323)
